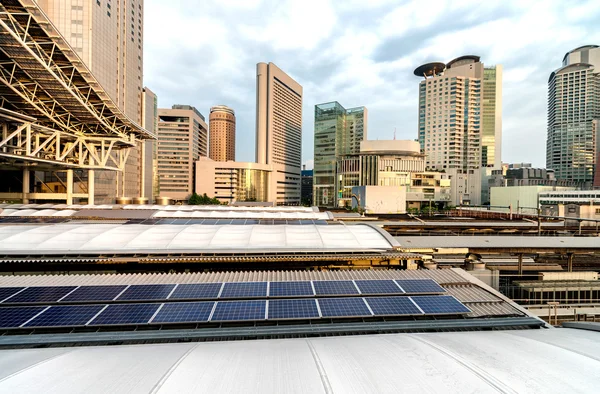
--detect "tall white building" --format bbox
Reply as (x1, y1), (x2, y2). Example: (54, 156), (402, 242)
(256, 62), (303, 205)
(415, 56), (502, 205)
(547, 45), (600, 188)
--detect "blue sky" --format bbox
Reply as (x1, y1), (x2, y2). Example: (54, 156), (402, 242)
(144, 0), (600, 169)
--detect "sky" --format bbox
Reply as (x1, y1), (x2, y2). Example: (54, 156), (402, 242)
(144, 0), (600, 170)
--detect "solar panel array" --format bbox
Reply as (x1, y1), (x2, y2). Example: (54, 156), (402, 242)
(0, 217), (328, 226)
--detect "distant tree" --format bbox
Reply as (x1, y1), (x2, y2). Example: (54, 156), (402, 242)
(188, 192), (221, 205)
(188, 192), (201, 205)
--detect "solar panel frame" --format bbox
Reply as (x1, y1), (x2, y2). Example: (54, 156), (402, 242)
(410, 295), (471, 315)
(268, 281), (314, 297)
(115, 284), (176, 301)
(312, 281), (360, 296)
(354, 280), (405, 295)
(210, 300), (266, 322)
(317, 297), (373, 318)
(88, 303), (161, 325)
(59, 285), (128, 303)
(0, 306), (48, 328)
(168, 283), (223, 300)
(267, 298), (320, 320)
(24, 304), (106, 327)
(151, 301), (215, 324)
(395, 279), (446, 294)
(4, 286), (78, 304)
(219, 282), (268, 299)
(365, 296), (423, 316)
(0, 287), (26, 302)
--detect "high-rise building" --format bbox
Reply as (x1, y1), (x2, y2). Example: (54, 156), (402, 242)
(256, 62), (303, 205)
(141, 87), (158, 201)
(414, 56), (502, 205)
(157, 105), (208, 202)
(209, 105), (236, 162)
(37, 0), (145, 203)
(313, 102), (367, 207)
(547, 45), (600, 187)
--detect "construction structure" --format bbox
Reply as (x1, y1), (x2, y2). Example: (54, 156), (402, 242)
(0, 0), (153, 204)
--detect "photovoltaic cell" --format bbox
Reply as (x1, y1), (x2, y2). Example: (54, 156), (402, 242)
(268, 281), (314, 297)
(89, 303), (160, 325)
(395, 279), (446, 294)
(366, 296), (422, 316)
(210, 300), (266, 321)
(411, 296), (471, 314)
(354, 280), (404, 295)
(0, 287), (24, 302)
(115, 284), (175, 301)
(0, 306), (47, 328)
(268, 299), (319, 320)
(5, 286), (77, 303)
(152, 302), (215, 323)
(317, 298), (372, 318)
(220, 282), (267, 299)
(60, 285), (128, 302)
(25, 304), (105, 327)
(168, 283), (222, 300)
(313, 281), (359, 296)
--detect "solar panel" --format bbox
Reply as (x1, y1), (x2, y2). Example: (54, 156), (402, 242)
(116, 284), (175, 301)
(317, 298), (372, 318)
(89, 303), (160, 325)
(5, 286), (77, 303)
(313, 281), (359, 296)
(268, 281), (314, 297)
(411, 296), (471, 314)
(60, 285), (128, 302)
(152, 302), (215, 323)
(395, 279), (446, 294)
(268, 299), (319, 320)
(365, 296), (422, 316)
(168, 283), (222, 300)
(210, 300), (266, 321)
(0, 306), (47, 328)
(24, 305), (105, 327)
(0, 287), (25, 302)
(220, 282), (267, 299)
(354, 280), (404, 295)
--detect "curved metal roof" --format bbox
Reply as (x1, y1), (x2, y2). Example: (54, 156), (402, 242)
(446, 55), (480, 68)
(0, 223), (395, 254)
(413, 62), (446, 77)
(562, 44), (600, 63)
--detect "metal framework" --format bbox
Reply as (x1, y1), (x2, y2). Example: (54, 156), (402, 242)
(0, 0), (153, 173)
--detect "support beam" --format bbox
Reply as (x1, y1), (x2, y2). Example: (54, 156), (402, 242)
(517, 253), (523, 276)
(22, 168), (29, 203)
(88, 169), (94, 205)
(66, 169), (73, 205)
(567, 253), (574, 273)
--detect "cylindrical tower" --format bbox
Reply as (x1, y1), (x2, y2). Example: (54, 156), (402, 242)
(209, 105), (236, 162)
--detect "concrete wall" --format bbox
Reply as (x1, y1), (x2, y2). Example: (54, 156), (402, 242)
(352, 186), (407, 214)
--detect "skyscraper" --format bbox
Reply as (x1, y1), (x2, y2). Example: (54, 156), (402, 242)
(209, 105), (236, 162)
(547, 45), (600, 187)
(414, 56), (502, 205)
(157, 105), (208, 202)
(141, 87), (158, 201)
(37, 0), (145, 203)
(313, 102), (367, 207)
(256, 62), (303, 205)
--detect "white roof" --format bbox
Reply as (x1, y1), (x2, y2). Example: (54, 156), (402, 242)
(0, 209), (77, 217)
(0, 224), (393, 254)
(0, 203), (318, 212)
(0, 328), (597, 393)
(151, 210), (330, 220)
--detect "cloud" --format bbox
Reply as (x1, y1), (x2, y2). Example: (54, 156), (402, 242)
(144, 0), (600, 167)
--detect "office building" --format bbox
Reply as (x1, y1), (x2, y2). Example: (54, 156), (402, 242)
(415, 56), (502, 205)
(314, 102), (367, 207)
(256, 62), (303, 205)
(547, 45), (600, 187)
(141, 87), (158, 201)
(37, 0), (146, 203)
(301, 168), (314, 206)
(157, 105), (208, 202)
(209, 105), (236, 162)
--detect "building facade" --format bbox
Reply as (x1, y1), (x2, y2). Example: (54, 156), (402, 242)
(209, 105), (236, 162)
(196, 158), (271, 204)
(301, 169), (313, 206)
(157, 105), (208, 202)
(547, 45), (600, 187)
(141, 87), (158, 201)
(415, 56), (502, 205)
(38, 0), (146, 203)
(256, 62), (303, 205)
(313, 102), (367, 207)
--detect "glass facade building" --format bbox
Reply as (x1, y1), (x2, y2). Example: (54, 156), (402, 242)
(313, 102), (367, 207)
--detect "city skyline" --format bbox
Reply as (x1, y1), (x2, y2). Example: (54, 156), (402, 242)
(143, 0), (600, 169)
